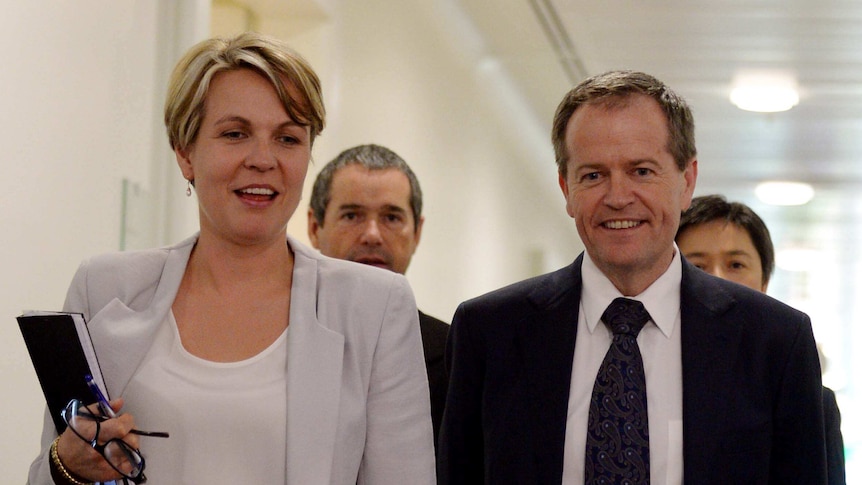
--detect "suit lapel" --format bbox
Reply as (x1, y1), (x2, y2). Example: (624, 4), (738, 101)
(679, 260), (743, 477)
(88, 239), (192, 398)
(518, 255), (583, 483)
(512, 256), (746, 479)
(284, 243), (345, 484)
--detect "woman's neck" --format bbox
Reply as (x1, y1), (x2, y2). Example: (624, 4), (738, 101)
(187, 232), (294, 292)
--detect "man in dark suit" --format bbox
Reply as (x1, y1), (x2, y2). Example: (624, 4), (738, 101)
(677, 194), (845, 485)
(438, 71), (827, 484)
(307, 144), (449, 453)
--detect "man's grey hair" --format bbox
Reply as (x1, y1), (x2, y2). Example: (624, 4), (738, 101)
(309, 144), (423, 231)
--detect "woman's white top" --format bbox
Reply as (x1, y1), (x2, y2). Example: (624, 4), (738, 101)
(123, 311), (289, 484)
(28, 234), (434, 485)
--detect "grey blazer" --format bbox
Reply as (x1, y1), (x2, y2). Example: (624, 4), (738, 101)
(29, 234), (436, 485)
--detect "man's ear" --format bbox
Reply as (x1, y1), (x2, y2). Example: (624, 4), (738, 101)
(680, 158), (698, 211)
(559, 172), (569, 198)
(307, 208), (321, 249)
(559, 172), (576, 218)
(413, 215), (425, 248)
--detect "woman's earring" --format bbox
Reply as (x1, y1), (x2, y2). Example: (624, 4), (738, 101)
(186, 179), (193, 197)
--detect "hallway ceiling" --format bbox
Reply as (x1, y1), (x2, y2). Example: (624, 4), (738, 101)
(459, 0), (862, 273)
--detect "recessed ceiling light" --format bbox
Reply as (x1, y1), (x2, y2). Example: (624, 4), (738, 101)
(755, 181), (814, 206)
(730, 71), (800, 113)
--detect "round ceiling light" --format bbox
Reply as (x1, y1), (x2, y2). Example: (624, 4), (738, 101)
(755, 181), (815, 206)
(730, 71), (800, 113)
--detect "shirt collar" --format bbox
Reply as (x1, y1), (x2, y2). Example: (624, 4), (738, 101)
(581, 244), (682, 338)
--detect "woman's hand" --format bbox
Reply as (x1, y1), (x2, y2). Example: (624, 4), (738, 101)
(56, 398), (141, 482)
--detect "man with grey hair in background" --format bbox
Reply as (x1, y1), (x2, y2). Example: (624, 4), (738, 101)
(308, 144), (449, 453)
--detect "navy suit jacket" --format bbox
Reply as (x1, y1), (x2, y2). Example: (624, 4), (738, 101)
(419, 310), (450, 456)
(823, 386), (846, 484)
(438, 254), (827, 484)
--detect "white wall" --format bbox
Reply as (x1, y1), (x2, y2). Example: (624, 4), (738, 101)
(295, 0), (581, 320)
(0, 0), (207, 478)
(1, 0), (581, 479)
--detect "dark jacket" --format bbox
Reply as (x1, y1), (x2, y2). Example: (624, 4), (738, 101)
(438, 254), (827, 485)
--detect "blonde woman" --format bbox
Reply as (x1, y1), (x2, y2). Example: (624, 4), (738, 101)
(29, 32), (435, 484)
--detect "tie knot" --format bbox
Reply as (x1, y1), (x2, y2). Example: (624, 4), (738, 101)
(602, 297), (650, 337)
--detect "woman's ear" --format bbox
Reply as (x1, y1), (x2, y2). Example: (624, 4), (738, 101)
(175, 146), (194, 181)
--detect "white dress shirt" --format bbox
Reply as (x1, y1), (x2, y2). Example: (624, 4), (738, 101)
(562, 248), (684, 484)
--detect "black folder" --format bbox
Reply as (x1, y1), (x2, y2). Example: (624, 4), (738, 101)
(17, 311), (106, 433)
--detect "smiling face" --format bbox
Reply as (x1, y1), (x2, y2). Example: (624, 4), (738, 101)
(308, 165), (423, 275)
(175, 68), (311, 247)
(677, 220), (767, 292)
(558, 94), (697, 294)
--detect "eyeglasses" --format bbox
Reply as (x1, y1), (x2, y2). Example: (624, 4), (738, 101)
(61, 399), (169, 484)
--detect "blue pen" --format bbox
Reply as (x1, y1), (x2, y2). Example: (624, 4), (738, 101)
(85, 374), (118, 418)
(83, 378), (122, 485)
(84, 374), (170, 438)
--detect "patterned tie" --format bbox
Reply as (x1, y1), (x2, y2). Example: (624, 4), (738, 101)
(585, 297), (651, 484)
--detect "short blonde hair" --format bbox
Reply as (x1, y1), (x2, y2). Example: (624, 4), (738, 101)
(164, 31), (325, 151)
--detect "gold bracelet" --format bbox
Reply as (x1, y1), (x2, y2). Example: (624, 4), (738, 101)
(49, 437), (93, 485)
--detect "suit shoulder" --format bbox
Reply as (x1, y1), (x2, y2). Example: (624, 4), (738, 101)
(75, 238), (191, 291)
(726, 280), (808, 322)
(290, 236), (403, 289)
(80, 245), (172, 278)
(458, 264), (576, 314)
(684, 262), (809, 325)
(300, 245), (414, 318)
(419, 311), (449, 360)
(419, 311), (450, 337)
(419, 311), (449, 328)
(313, 249), (404, 290)
(822, 386), (840, 419)
(67, 236), (195, 314)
